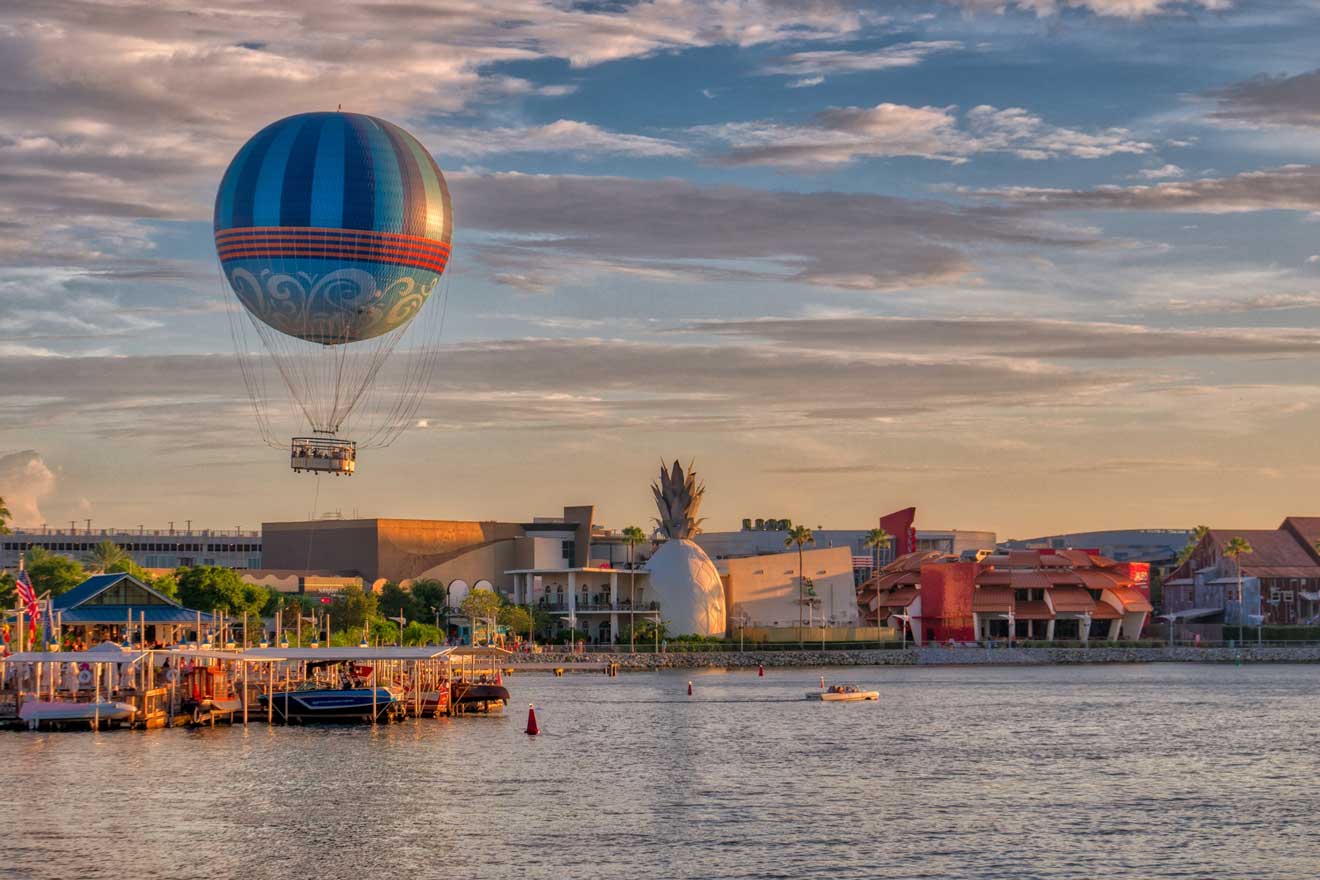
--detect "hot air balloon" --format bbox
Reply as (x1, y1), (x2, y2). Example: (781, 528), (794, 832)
(214, 112), (453, 475)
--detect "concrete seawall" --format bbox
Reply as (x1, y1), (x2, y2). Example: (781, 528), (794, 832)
(509, 645), (1320, 670)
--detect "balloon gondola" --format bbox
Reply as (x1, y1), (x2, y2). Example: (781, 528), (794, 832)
(213, 111), (453, 474)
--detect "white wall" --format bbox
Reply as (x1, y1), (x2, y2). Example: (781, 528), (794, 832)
(723, 546), (859, 629)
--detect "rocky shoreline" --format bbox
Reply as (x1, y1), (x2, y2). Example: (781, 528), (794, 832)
(510, 644), (1320, 669)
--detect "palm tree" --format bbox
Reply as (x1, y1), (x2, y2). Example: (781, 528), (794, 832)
(1223, 536), (1254, 645)
(85, 539), (128, 573)
(0, 496), (10, 535)
(621, 525), (647, 652)
(785, 525), (815, 647)
(862, 528), (892, 639)
(1177, 525), (1211, 566)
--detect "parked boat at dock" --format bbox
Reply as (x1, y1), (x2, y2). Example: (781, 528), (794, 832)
(18, 699), (137, 730)
(257, 685), (402, 723)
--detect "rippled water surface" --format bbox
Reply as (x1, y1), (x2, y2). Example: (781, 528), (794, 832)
(4, 664), (1319, 880)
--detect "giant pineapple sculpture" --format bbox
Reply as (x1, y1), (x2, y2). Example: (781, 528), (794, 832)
(646, 460), (726, 637)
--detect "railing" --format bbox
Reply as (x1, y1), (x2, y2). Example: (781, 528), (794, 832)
(535, 602), (660, 613)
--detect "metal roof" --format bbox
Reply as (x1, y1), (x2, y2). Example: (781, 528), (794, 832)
(58, 606), (216, 625)
(54, 573), (188, 612)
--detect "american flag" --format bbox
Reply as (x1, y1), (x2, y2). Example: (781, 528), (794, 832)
(15, 568), (38, 637)
(852, 556), (875, 569)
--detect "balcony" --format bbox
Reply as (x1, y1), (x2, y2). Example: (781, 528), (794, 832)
(535, 600), (659, 613)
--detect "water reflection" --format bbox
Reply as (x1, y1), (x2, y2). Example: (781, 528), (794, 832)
(3, 664), (1317, 880)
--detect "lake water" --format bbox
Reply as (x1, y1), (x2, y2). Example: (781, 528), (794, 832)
(2, 664), (1317, 880)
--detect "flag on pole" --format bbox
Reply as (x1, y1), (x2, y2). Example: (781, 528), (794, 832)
(15, 568), (38, 637)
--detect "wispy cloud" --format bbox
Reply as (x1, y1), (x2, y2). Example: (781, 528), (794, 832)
(704, 103), (1152, 167)
(760, 41), (963, 85)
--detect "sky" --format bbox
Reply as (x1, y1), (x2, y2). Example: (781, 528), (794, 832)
(4, 0), (1320, 540)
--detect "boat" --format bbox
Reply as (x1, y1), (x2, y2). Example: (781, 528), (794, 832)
(257, 685), (402, 723)
(181, 664), (243, 726)
(18, 700), (137, 730)
(806, 684), (879, 702)
(450, 679), (510, 711)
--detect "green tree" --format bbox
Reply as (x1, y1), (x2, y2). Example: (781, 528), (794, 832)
(84, 539), (128, 573)
(863, 528), (892, 570)
(0, 496), (10, 535)
(402, 621), (444, 646)
(621, 524), (647, 651)
(411, 578), (449, 626)
(379, 581), (418, 621)
(1177, 525), (1211, 566)
(498, 604), (532, 640)
(0, 571), (14, 607)
(1224, 536), (1254, 644)
(24, 547), (86, 595)
(784, 524), (815, 647)
(175, 565), (267, 617)
(862, 527), (892, 638)
(329, 583), (378, 633)
(460, 588), (504, 643)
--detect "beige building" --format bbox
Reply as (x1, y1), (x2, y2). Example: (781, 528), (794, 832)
(720, 546), (860, 630)
(261, 506), (595, 591)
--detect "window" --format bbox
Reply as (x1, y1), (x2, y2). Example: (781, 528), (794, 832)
(1271, 588), (1281, 603)
(561, 540), (575, 563)
(1283, 591), (1295, 602)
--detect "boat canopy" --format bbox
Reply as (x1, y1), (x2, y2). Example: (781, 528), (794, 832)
(243, 647), (451, 661)
(1, 650), (149, 664)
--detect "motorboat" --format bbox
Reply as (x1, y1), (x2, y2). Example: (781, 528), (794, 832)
(451, 679), (510, 711)
(806, 684), (879, 702)
(257, 685), (402, 723)
(18, 700), (137, 730)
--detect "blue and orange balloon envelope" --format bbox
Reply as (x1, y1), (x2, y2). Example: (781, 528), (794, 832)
(214, 112), (452, 344)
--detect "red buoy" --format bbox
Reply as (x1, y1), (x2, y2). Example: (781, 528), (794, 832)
(525, 703), (540, 736)
(758, 664), (764, 677)
(820, 675), (825, 689)
(496, 669), (504, 686)
(687, 680), (693, 696)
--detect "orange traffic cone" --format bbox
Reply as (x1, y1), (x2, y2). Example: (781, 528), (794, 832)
(525, 703), (539, 735)
(687, 680), (693, 696)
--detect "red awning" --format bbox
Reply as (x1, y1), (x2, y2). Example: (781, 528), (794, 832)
(1015, 600), (1054, 620)
(1091, 600), (1123, 620)
(1010, 570), (1050, 589)
(1048, 586), (1096, 613)
(876, 588), (918, 609)
(973, 586), (1014, 613)
(1108, 587), (1154, 613)
(976, 569), (1014, 586)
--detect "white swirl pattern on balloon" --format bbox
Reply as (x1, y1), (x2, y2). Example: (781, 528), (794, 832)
(227, 265), (437, 343)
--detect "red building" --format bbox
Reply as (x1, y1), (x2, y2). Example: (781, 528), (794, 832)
(860, 549), (1152, 644)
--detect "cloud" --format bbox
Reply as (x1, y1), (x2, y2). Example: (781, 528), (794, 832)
(705, 103), (1152, 167)
(1209, 68), (1320, 128)
(0, 450), (56, 526)
(974, 164), (1320, 213)
(760, 41), (963, 83)
(450, 172), (1097, 292)
(684, 315), (1320, 360)
(948, 0), (1232, 19)
(428, 119), (687, 159)
(1134, 163), (1185, 179)
(0, 332), (1137, 446)
(0, 0), (869, 276)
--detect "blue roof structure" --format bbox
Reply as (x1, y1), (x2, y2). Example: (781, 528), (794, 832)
(52, 573), (214, 626)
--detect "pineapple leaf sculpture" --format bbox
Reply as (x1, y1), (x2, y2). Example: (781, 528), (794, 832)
(651, 459), (705, 540)
(645, 458), (726, 637)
